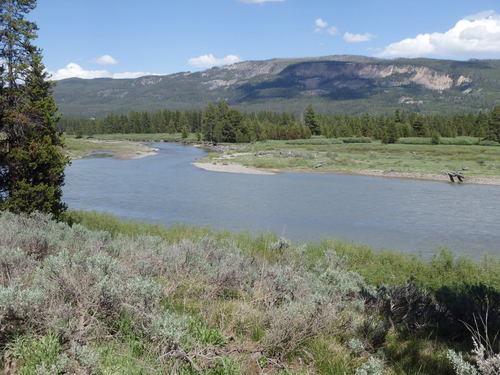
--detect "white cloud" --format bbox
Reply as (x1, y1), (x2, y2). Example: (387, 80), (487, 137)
(327, 26), (339, 36)
(49, 63), (109, 80)
(49, 63), (162, 80)
(314, 18), (339, 35)
(379, 10), (500, 57)
(187, 54), (241, 69)
(314, 18), (328, 33)
(343, 32), (374, 43)
(315, 18), (328, 29)
(239, 0), (285, 3)
(92, 54), (118, 65)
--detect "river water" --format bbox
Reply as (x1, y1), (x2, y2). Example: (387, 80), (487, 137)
(63, 142), (500, 259)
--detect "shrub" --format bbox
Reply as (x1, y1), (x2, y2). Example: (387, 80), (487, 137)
(436, 284), (500, 346)
(264, 300), (337, 358)
(355, 357), (385, 375)
(285, 138), (343, 145)
(479, 140), (500, 146)
(378, 280), (442, 331)
(432, 132), (441, 144)
(341, 137), (372, 143)
(1, 211), (498, 375)
(446, 340), (500, 375)
(397, 137), (432, 145)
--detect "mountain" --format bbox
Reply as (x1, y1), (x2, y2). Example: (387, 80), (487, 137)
(53, 55), (500, 118)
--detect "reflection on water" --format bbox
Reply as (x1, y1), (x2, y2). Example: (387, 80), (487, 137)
(63, 142), (500, 259)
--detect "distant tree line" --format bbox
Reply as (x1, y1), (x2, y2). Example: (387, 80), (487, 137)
(59, 102), (500, 144)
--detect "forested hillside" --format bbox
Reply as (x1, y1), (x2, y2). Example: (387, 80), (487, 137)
(53, 56), (500, 117)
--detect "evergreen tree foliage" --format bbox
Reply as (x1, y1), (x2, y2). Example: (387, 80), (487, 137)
(486, 105), (500, 142)
(0, 0), (69, 219)
(431, 131), (441, 145)
(59, 104), (500, 145)
(382, 120), (398, 144)
(304, 104), (320, 135)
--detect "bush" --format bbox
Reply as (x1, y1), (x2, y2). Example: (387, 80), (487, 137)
(448, 341), (500, 375)
(436, 284), (500, 346)
(378, 280), (442, 331)
(479, 140), (500, 146)
(341, 137), (372, 143)
(397, 137), (432, 144)
(355, 357), (385, 375)
(432, 132), (441, 144)
(0, 211), (498, 374)
(285, 138), (343, 145)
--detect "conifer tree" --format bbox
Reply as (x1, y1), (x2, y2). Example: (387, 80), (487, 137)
(486, 105), (500, 142)
(0, 0), (69, 219)
(304, 104), (320, 135)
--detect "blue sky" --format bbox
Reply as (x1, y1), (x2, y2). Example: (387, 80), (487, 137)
(30, 0), (500, 80)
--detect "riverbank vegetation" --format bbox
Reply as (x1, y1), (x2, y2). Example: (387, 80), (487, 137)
(1, 211), (498, 374)
(63, 136), (157, 160)
(63, 133), (500, 183)
(59, 102), (500, 145)
(60, 103), (500, 181)
(196, 138), (500, 180)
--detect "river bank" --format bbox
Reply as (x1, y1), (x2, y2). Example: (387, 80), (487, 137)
(64, 136), (158, 160)
(66, 134), (500, 185)
(195, 140), (500, 186)
(192, 161), (500, 185)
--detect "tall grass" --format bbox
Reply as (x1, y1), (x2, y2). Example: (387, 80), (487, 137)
(69, 210), (500, 291)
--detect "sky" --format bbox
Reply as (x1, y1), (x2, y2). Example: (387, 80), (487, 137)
(29, 0), (500, 80)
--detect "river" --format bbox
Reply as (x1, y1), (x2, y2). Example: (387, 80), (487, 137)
(63, 142), (500, 259)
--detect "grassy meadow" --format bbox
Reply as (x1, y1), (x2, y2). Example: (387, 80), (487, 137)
(199, 137), (500, 179)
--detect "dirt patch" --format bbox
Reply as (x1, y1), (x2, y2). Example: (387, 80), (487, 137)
(192, 162), (276, 175)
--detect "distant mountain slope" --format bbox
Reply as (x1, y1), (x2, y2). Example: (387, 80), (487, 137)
(53, 55), (500, 117)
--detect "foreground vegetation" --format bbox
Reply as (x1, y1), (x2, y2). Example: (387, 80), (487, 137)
(1, 211), (498, 374)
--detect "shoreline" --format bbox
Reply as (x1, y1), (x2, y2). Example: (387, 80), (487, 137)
(193, 161), (500, 185)
(75, 138), (500, 185)
(68, 138), (159, 160)
(192, 162), (276, 175)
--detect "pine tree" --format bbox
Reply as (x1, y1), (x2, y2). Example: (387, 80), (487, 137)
(0, 0), (69, 219)
(382, 120), (398, 144)
(304, 104), (320, 135)
(486, 105), (500, 142)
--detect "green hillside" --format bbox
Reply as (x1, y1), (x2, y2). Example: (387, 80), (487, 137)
(53, 56), (500, 118)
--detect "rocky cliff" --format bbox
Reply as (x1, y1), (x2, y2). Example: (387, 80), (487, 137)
(53, 55), (500, 117)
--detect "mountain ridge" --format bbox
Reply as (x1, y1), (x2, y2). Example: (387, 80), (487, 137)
(53, 55), (500, 118)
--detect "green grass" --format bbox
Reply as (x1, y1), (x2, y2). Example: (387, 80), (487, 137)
(383, 331), (455, 375)
(8, 333), (65, 375)
(68, 210), (500, 292)
(201, 137), (500, 178)
(64, 135), (156, 159)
